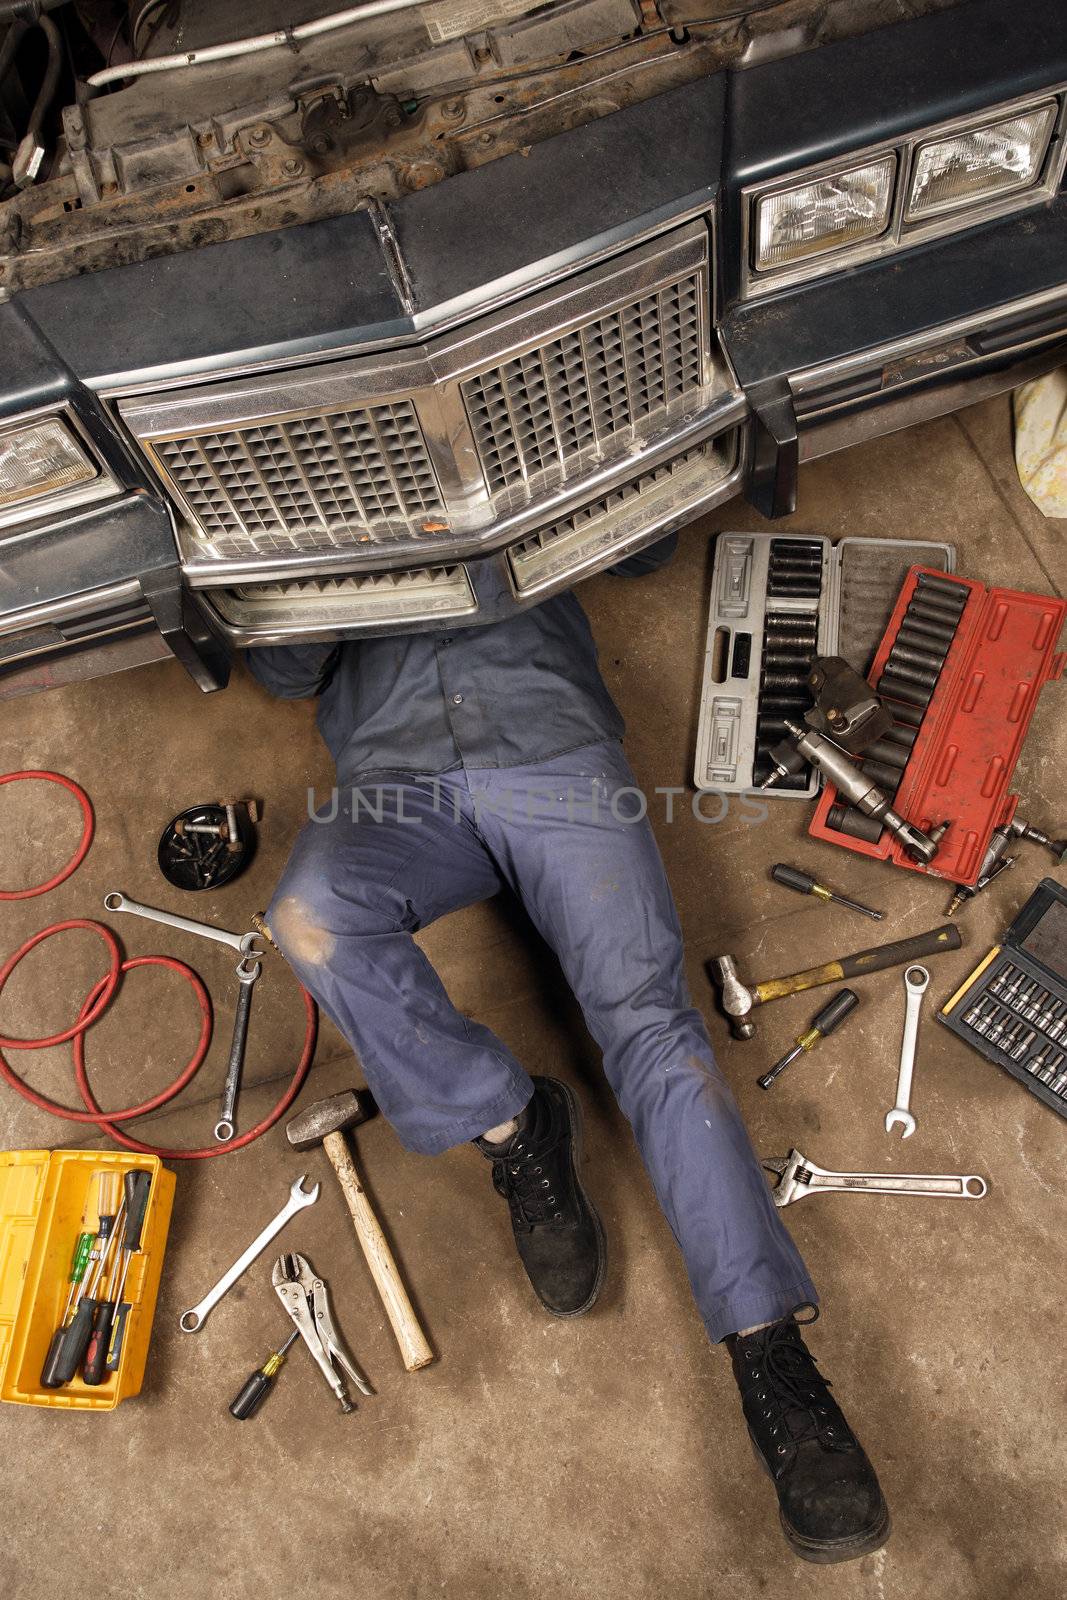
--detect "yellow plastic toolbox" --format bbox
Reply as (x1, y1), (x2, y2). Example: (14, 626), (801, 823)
(0, 1148), (175, 1410)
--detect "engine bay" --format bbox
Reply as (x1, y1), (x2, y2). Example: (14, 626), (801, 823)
(0, 0), (965, 291)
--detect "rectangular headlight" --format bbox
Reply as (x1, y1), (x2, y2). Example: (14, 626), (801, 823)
(0, 418), (97, 511)
(907, 102), (1057, 220)
(754, 155), (895, 272)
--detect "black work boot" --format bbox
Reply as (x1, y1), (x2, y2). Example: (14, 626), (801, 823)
(727, 1312), (890, 1564)
(476, 1076), (606, 1317)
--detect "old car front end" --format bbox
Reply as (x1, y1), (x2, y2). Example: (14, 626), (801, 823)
(0, 0), (1064, 694)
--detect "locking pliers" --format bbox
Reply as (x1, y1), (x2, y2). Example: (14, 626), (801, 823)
(272, 1251), (373, 1413)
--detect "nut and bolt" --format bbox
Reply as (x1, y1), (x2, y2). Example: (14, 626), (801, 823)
(248, 126), (272, 148)
(282, 158), (304, 177)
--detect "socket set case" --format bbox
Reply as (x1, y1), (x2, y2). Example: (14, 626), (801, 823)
(0, 1149), (173, 1410)
(809, 568), (1067, 884)
(939, 879), (1067, 1121)
(695, 534), (954, 795)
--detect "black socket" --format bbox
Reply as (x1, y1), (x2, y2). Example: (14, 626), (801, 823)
(889, 641), (947, 672)
(861, 759), (903, 791)
(899, 613), (957, 646)
(862, 738), (910, 769)
(826, 804), (885, 844)
(883, 657), (939, 689)
(915, 572), (969, 601)
(878, 671), (933, 707)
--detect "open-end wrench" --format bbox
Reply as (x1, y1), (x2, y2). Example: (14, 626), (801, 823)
(762, 1148), (988, 1206)
(886, 964), (929, 1139)
(179, 1175), (319, 1332)
(104, 892), (262, 958)
(214, 954), (261, 1143)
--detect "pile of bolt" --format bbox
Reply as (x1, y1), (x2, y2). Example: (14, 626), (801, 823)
(41, 1168), (152, 1389)
(753, 541), (822, 788)
(828, 571), (968, 844)
(963, 965), (1067, 1096)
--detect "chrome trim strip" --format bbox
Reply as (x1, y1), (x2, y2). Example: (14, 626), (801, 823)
(741, 84), (1067, 300)
(788, 280), (1067, 399)
(0, 578), (143, 638)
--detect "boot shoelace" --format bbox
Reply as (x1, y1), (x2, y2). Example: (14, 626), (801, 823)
(744, 1323), (853, 1467)
(491, 1134), (566, 1228)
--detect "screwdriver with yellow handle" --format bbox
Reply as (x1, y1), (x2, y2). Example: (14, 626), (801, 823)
(229, 1330), (301, 1420)
(771, 863), (883, 921)
(758, 989), (859, 1090)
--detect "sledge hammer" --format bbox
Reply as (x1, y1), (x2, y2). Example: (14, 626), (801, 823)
(286, 1089), (434, 1372)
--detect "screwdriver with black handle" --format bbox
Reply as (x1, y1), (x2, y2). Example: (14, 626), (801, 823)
(758, 989), (860, 1090)
(43, 1174), (125, 1389)
(39, 1231), (93, 1389)
(771, 863), (883, 921)
(229, 1330), (301, 1420)
(87, 1168), (152, 1384)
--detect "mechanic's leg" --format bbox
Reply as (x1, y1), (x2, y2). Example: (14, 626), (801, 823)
(471, 744), (887, 1563)
(266, 778), (533, 1155)
(468, 741), (816, 1344)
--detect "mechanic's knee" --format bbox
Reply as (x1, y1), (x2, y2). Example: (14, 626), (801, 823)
(268, 894), (336, 969)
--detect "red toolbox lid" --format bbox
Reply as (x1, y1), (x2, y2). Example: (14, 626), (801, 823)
(809, 567), (1066, 885)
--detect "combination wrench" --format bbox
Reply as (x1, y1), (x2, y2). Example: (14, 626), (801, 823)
(763, 1148), (988, 1206)
(886, 964), (929, 1138)
(105, 892), (266, 1142)
(179, 1175), (319, 1332)
(214, 954), (261, 1143)
(103, 892), (263, 958)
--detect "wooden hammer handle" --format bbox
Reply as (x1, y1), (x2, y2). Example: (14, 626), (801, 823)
(323, 1129), (434, 1372)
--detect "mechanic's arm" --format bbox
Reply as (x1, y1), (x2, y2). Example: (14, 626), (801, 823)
(243, 643), (339, 699)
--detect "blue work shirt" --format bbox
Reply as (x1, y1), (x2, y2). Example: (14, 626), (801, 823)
(245, 590), (625, 784)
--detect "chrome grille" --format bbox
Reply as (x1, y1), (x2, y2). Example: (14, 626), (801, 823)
(462, 275), (704, 494)
(153, 401), (444, 559)
(210, 565), (476, 631)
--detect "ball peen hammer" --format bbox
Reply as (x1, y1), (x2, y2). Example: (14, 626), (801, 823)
(286, 1090), (434, 1373)
(710, 923), (962, 1040)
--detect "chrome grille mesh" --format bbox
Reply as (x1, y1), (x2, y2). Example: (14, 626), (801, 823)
(462, 274), (704, 494)
(153, 401), (444, 559)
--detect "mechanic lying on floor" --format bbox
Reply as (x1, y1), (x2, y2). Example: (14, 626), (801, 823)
(246, 545), (889, 1566)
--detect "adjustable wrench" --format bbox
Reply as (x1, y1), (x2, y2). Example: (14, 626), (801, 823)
(214, 954), (261, 1143)
(886, 964), (929, 1139)
(763, 1148), (988, 1206)
(179, 1175), (319, 1332)
(104, 892), (262, 958)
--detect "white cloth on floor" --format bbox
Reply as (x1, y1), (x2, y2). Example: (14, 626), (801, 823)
(1014, 368), (1067, 518)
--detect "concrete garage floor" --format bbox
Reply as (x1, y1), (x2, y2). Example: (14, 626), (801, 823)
(0, 394), (1064, 1600)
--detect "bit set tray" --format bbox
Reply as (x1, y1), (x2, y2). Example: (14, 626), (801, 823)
(809, 568), (1067, 884)
(695, 534), (954, 795)
(939, 879), (1067, 1121)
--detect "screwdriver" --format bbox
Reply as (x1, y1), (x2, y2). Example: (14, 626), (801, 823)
(100, 1169), (153, 1375)
(44, 1171), (125, 1388)
(39, 1230), (94, 1389)
(771, 863), (884, 921)
(229, 1330), (301, 1420)
(758, 989), (860, 1090)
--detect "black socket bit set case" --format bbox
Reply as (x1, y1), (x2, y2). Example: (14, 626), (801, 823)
(695, 533), (955, 796)
(939, 879), (1067, 1121)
